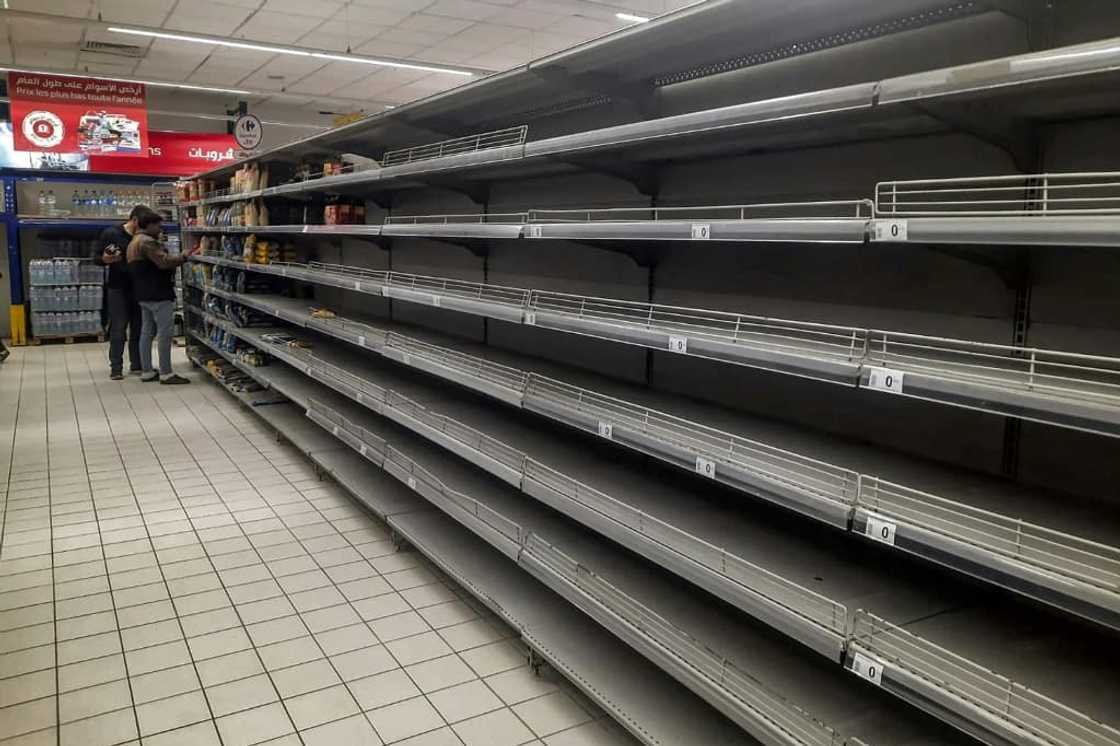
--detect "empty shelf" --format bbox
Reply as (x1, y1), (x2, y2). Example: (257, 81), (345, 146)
(186, 302), (1120, 746)
(185, 225), (383, 237)
(183, 284), (1120, 632)
(184, 37), (1120, 209)
(191, 255), (1120, 436)
(189, 350), (755, 746)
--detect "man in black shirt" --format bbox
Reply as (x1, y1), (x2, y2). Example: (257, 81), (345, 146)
(95, 205), (146, 379)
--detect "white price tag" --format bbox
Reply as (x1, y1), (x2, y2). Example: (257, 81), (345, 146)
(430, 295), (441, 307)
(407, 476), (417, 490)
(695, 456), (716, 479)
(668, 336), (688, 354)
(851, 652), (886, 686)
(864, 512), (897, 546)
(332, 426), (339, 437)
(865, 367), (904, 394)
(872, 219), (908, 242)
(359, 444), (368, 457)
(526, 225), (543, 239)
(597, 422), (613, 439)
(357, 335), (366, 347)
(524, 312), (536, 326)
(305, 364), (313, 375)
(690, 223), (711, 240)
(354, 281), (362, 290)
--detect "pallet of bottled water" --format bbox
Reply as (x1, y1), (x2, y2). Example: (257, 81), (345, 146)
(32, 311), (103, 339)
(29, 258), (105, 341)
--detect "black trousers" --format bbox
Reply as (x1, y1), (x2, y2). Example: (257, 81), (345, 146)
(107, 288), (142, 374)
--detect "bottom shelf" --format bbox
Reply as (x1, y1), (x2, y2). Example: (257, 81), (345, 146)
(188, 344), (756, 746)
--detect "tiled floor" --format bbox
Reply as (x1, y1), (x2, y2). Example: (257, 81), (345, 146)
(0, 344), (636, 746)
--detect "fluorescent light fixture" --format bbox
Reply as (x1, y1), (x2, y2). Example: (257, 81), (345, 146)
(108, 26), (474, 76)
(108, 27), (307, 57)
(310, 52), (473, 75)
(616, 12), (651, 22)
(0, 66), (250, 95)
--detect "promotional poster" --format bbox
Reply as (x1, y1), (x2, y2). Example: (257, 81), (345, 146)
(8, 72), (148, 156)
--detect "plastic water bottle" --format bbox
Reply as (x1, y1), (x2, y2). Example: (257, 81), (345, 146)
(46, 190), (56, 214)
(37, 190), (45, 214)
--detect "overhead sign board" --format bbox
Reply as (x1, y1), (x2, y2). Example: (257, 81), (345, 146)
(233, 114), (263, 150)
(8, 73), (148, 157)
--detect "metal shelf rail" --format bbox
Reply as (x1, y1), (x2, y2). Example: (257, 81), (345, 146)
(524, 201), (872, 243)
(184, 283), (1120, 633)
(846, 610), (1117, 746)
(188, 314), (1120, 746)
(381, 125), (528, 167)
(871, 173), (1120, 247)
(189, 255), (1120, 436)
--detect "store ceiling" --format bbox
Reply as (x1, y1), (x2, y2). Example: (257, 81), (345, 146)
(0, 0), (695, 111)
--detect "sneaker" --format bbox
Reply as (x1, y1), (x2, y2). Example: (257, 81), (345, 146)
(160, 374), (191, 385)
(110, 372), (123, 381)
(129, 369), (143, 377)
(140, 372), (160, 383)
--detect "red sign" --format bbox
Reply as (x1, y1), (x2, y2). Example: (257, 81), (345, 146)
(8, 72), (147, 157)
(90, 131), (240, 176)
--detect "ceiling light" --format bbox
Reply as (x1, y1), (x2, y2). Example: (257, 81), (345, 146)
(108, 26), (474, 77)
(616, 12), (650, 22)
(0, 66), (251, 95)
(108, 27), (307, 56)
(309, 52), (472, 75)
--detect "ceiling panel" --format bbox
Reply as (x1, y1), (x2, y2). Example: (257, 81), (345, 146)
(233, 12), (315, 44)
(353, 38), (426, 59)
(164, 1), (258, 35)
(350, 0), (435, 15)
(131, 59), (193, 81)
(344, 4), (414, 26)
(7, 0), (91, 17)
(423, 0), (504, 22)
(263, 0), (346, 18)
(489, 7), (564, 30)
(369, 28), (450, 48)
(96, 0), (176, 26)
(397, 14), (475, 35)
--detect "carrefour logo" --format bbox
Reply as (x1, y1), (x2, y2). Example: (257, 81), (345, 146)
(22, 111), (65, 148)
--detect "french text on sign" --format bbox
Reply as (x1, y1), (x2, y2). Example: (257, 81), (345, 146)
(864, 512), (897, 546)
(690, 223), (711, 240)
(871, 219), (908, 242)
(851, 652), (885, 686)
(695, 456), (716, 478)
(597, 422), (613, 439)
(668, 336), (688, 354)
(865, 367), (904, 394)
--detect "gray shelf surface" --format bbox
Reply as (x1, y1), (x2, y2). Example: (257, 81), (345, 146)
(184, 282), (1120, 632)
(189, 255), (1120, 438)
(193, 335), (980, 746)
(185, 303), (1120, 746)
(187, 332), (760, 746)
(184, 213), (1120, 248)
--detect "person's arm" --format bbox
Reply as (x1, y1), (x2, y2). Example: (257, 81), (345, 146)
(94, 228), (120, 265)
(141, 238), (188, 269)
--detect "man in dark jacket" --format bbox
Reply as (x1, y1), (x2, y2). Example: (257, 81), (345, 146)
(95, 205), (145, 379)
(126, 208), (196, 384)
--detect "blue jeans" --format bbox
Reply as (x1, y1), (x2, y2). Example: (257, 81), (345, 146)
(139, 301), (174, 376)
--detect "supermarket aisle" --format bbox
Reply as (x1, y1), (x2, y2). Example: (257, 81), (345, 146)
(0, 344), (633, 746)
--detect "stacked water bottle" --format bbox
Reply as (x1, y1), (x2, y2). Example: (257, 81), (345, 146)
(29, 259), (105, 337)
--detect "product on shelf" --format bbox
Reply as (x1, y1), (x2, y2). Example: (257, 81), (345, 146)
(323, 199), (366, 225)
